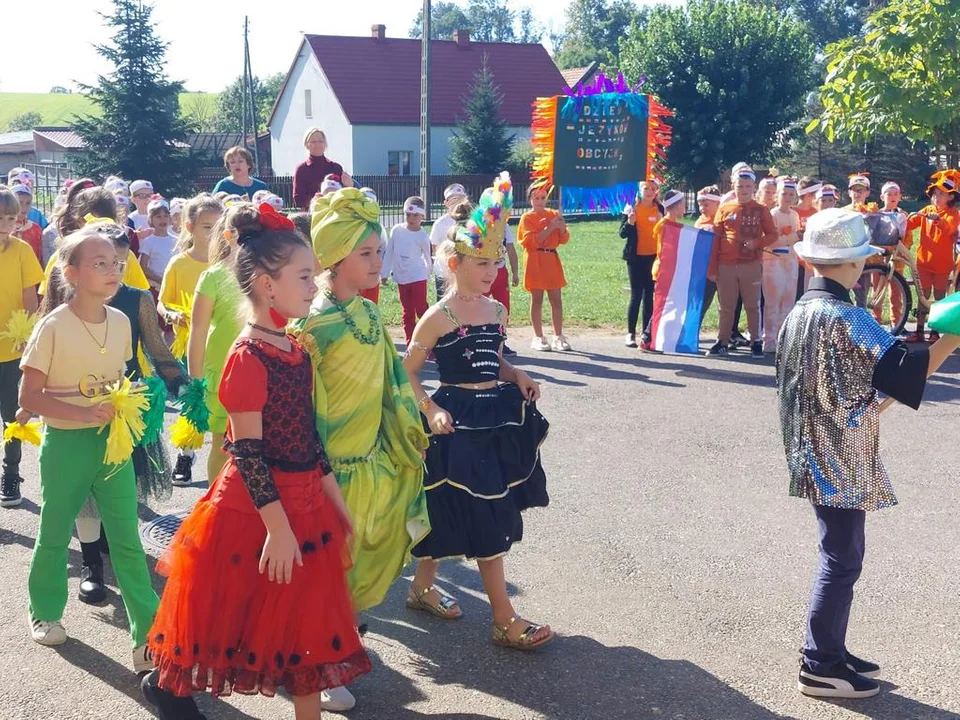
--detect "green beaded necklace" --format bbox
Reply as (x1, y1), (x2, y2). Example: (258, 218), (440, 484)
(325, 291), (381, 345)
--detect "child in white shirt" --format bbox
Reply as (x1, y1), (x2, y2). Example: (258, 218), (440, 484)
(429, 183), (468, 299)
(139, 198), (176, 291)
(763, 177), (801, 353)
(383, 196), (432, 344)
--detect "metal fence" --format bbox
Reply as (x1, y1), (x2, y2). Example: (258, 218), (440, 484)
(18, 162), (71, 216)
(22, 163), (696, 227)
(192, 171), (543, 228)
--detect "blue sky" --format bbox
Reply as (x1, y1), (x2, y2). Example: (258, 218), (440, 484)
(6, 0), (678, 94)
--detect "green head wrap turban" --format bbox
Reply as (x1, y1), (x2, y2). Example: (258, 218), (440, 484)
(310, 187), (383, 269)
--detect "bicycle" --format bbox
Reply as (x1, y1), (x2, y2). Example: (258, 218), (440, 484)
(855, 211), (958, 337)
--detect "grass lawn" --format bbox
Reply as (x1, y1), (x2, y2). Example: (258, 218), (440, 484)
(0, 92), (216, 128)
(376, 220), (722, 332)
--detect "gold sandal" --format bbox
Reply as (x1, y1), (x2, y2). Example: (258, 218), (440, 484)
(405, 584), (463, 620)
(492, 616), (555, 650)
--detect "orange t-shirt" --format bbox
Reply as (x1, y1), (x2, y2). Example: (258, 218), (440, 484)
(518, 209), (570, 291)
(709, 200), (778, 276)
(651, 217), (672, 281)
(908, 205), (960, 274)
(795, 205), (817, 234)
(633, 202), (662, 256)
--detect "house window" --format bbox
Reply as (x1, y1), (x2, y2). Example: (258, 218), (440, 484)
(304, 89), (313, 119)
(388, 150), (412, 176)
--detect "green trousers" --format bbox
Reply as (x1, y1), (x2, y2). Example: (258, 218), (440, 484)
(29, 427), (159, 647)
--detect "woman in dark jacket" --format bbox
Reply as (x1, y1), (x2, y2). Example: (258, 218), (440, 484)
(620, 181), (663, 349)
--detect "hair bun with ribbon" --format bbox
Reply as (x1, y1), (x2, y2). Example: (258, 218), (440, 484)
(237, 203), (296, 245)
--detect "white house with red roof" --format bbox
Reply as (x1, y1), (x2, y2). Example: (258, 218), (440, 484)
(268, 25), (567, 176)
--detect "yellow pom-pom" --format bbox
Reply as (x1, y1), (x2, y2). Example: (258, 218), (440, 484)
(3, 420), (43, 446)
(137, 343), (153, 378)
(170, 415), (205, 450)
(98, 377), (150, 466)
(166, 291), (193, 359)
(0, 309), (38, 352)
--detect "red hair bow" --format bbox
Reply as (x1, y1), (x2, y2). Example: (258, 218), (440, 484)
(258, 202), (295, 231)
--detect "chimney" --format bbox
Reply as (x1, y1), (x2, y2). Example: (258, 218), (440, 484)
(453, 29), (470, 47)
(371, 24), (386, 41)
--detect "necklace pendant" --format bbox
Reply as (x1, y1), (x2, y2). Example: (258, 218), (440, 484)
(99, 347), (107, 355)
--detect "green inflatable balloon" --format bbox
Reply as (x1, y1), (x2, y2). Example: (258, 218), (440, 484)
(928, 291), (960, 334)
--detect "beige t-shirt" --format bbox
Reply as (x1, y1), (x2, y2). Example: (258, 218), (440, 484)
(770, 207), (801, 250)
(20, 305), (132, 430)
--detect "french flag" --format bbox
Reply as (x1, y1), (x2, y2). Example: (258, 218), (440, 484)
(649, 221), (714, 355)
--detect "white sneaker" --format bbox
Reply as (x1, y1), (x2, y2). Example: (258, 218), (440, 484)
(321, 685), (356, 711)
(29, 616), (66, 646)
(553, 335), (571, 351)
(530, 337), (551, 352)
(624, 333), (637, 348)
(133, 643), (154, 673)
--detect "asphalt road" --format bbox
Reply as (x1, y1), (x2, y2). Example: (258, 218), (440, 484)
(2, 334), (959, 720)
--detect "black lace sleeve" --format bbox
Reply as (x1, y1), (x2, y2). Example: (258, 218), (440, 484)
(230, 438), (281, 509)
(138, 291), (187, 395)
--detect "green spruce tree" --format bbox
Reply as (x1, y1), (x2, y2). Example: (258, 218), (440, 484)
(448, 56), (515, 174)
(72, 0), (194, 193)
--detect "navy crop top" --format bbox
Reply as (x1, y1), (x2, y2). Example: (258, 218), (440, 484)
(432, 303), (506, 385)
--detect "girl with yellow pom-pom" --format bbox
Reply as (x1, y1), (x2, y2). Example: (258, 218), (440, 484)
(0, 186), (44, 508)
(158, 193), (223, 487)
(17, 223), (159, 667)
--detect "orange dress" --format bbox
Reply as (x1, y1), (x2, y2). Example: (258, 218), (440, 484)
(148, 338), (369, 698)
(907, 204), (960, 274)
(518, 209), (570, 291)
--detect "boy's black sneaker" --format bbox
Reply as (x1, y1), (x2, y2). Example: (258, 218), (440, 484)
(750, 341), (764, 359)
(172, 455), (193, 487)
(706, 341), (728, 356)
(798, 660), (880, 699)
(78, 563), (107, 605)
(502, 344), (517, 357)
(0, 474), (22, 508)
(846, 652), (881, 679)
(141, 670), (207, 720)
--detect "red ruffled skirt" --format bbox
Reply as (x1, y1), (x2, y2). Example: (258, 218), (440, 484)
(147, 460), (371, 698)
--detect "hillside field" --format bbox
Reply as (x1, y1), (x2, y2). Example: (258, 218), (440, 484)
(0, 92), (216, 129)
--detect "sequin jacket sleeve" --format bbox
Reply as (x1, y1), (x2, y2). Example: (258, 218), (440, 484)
(138, 291), (187, 395)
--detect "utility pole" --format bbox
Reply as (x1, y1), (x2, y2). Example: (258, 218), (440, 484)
(242, 16), (261, 174)
(420, 0), (431, 217)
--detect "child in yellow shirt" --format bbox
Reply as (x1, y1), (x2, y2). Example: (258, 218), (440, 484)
(157, 194), (223, 486)
(0, 188), (44, 506)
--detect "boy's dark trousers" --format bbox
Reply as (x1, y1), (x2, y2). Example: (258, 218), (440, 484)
(804, 504), (866, 673)
(0, 359), (22, 477)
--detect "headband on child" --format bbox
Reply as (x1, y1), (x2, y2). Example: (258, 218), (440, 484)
(10, 182), (32, 196)
(798, 183), (822, 197)
(881, 182), (900, 194)
(444, 184), (467, 200)
(663, 193), (684, 208)
(817, 188), (837, 199)
(848, 172), (870, 189)
(403, 203), (426, 216)
(737, 170), (757, 181)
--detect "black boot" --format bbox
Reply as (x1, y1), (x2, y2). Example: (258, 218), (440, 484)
(141, 670), (207, 720)
(98, 522), (110, 556)
(172, 454), (193, 487)
(78, 541), (106, 604)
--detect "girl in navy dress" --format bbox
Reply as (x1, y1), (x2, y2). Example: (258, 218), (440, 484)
(401, 174), (553, 650)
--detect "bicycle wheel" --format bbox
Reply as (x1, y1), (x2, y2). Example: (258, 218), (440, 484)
(858, 264), (912, 336)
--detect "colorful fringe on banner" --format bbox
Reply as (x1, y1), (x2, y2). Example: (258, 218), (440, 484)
(530, 72), (673, 215)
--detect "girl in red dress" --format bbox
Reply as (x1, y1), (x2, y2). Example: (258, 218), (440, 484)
(141, 204), (370, 720)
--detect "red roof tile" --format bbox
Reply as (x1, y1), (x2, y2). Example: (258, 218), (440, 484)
(33, 127), (86, 149)
(561, 62), (600, 90)
(304, 34), (566, 126)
